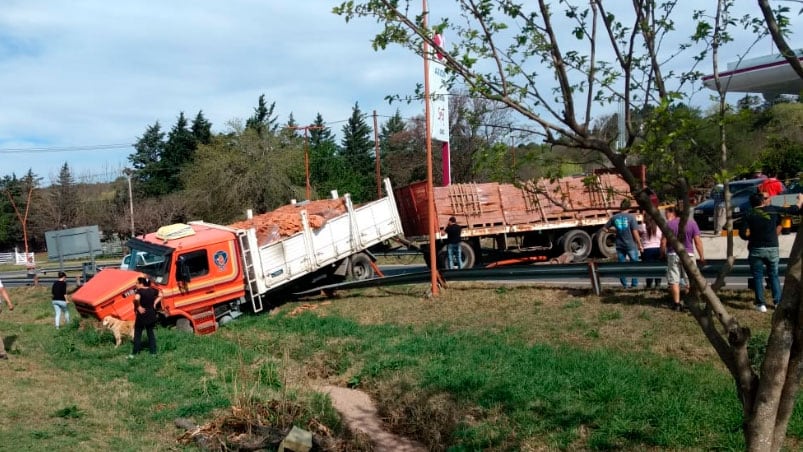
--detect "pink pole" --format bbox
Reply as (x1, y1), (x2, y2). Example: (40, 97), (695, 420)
(441, 141), (451, 186)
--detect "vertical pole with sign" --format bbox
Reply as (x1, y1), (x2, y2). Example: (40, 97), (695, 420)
(430, 33), (451, 186)
(422, 0), (439, 296)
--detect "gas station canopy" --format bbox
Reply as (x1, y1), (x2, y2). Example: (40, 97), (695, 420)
(702, 50), (803, 96)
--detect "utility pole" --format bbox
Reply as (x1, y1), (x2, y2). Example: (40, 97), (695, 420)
(286, 125), (324, 200)
(373, 110), (382, 198)
(423, 0), (440, 296)
(122, 168), (135, 237)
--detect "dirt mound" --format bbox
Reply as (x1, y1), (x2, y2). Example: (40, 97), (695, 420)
(228, 198), (346, 246)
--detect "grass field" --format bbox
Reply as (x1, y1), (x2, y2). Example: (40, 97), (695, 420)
(0, 281), (800, 451)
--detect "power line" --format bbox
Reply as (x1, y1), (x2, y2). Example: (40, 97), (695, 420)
(0, 143), (133, 154)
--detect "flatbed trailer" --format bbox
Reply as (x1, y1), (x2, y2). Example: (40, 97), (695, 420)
(395, 168), (646, 268)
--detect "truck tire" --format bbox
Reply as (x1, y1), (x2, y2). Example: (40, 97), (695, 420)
(594, 228), (617, 259)
(349, 253), (375, 280)
(561, 229), (592, 261)
(458, 242), (476, 268)
(176, 317), (193, 333)
(437, 241), (476, 269)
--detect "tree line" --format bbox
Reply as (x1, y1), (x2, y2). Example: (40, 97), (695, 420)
(0, 91), (801, 253)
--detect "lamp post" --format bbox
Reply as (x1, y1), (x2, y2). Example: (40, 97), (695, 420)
(122, 168), (135, 237)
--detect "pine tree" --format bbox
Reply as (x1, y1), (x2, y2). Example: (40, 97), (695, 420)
(246, 94), (279, 137)
(379, 110), (423, 185)
(129, 121), (167, 197)
(308, 113), (342, 196)
(339, 103), (375, 201)
(191, 110), (213, 145)
(53, 162), (78, 228)
(162, 112), (197, 193)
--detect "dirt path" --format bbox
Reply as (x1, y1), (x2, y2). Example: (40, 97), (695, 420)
(318, 385), (426, 452)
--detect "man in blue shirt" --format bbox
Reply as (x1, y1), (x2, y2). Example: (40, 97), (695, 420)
(605, 199), (642, 288)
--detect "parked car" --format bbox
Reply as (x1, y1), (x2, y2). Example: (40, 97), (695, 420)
(693, 178), (765, 231)
(120, 251), (164, 271)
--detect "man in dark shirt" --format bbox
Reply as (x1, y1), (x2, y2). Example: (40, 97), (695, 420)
(739, 192), (781, 312)
(51, 271), (70, 328)
(444, 216), (462, 269)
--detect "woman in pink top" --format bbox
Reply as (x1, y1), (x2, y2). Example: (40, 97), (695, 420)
(640, 214), (663, 289)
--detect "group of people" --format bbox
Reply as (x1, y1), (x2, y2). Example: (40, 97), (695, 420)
(0, 271), (161, 361)
(608, 189), (803, 313)
(606, 200), (705, 311)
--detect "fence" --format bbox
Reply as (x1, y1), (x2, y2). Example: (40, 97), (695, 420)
(0, 249), (36, 266)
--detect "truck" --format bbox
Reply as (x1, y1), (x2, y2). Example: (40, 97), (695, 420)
(72, 179), (404, 334)
(394, 167), (647, 268)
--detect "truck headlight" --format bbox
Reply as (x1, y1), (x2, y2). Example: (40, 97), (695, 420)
(694, 209), (703, 215)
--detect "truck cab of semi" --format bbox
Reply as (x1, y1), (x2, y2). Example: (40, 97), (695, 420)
(73, 222), (247, 334)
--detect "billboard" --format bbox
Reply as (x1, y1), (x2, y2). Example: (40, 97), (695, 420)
(45, 226), (102, 261)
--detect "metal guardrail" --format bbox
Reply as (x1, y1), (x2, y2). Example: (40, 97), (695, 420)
(294, 258), (789, 297)
(3, 258), (788, 294)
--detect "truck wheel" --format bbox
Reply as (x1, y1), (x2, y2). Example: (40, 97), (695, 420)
(561, 229), (592, 261)
(349, 253), (375, 280)
(458, 242), (476, 268)
(594, 228), (617, 259)
(176, 317), (194, 333)
(436, 242), (476, 269)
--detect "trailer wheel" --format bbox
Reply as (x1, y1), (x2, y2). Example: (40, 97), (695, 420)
(561, 229), (592, 261)
(594, 228), (617, 259)
(436, 241), (476, 269)
(458, 242), (476, 268)
(349, 253), (375, 280)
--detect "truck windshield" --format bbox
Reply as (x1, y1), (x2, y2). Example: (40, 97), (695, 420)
(126, 247), (170, 284)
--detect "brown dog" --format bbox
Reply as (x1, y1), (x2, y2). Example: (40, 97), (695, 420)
(101, 316), (135, 347)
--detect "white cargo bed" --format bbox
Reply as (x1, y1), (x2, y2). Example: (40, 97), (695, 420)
(242, 179), (403, 296)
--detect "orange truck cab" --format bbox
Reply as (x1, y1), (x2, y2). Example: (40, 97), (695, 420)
(73, 223), (246, 335)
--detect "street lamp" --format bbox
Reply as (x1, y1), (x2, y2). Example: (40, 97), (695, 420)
(122, 168), (135, 237)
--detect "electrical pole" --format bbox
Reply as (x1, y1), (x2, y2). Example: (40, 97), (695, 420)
(373, 110), (382, 198)
(286, 125), (324, 200)
(123, 168), (135, 237)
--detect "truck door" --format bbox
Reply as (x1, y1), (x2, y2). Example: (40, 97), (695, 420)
(169, 244), (243, 312)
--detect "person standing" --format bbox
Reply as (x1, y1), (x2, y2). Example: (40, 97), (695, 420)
(640, 213), (663, 289)
(130, 276), (162, 357)
(660, 206), (705, 311)
(605, 199), (642, 288)
(51, 271), (70, 329)
(0, 278), (14, 360)
(739, 192), (782, 312)
(444, 216), (463, 269)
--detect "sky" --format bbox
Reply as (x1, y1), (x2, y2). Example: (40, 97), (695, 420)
(0, 1), (800, 184)
(0, 0), (423, 183)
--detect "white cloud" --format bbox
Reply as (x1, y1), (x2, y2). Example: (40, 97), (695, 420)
(0, 0), (423, 180)
(0, 1), (799, 181)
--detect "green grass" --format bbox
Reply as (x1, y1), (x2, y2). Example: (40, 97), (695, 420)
(1, 284), (802, 450)
(241, 312), (752, 450)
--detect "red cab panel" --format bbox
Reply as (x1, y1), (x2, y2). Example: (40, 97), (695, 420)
(72, 269), (139, 321)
